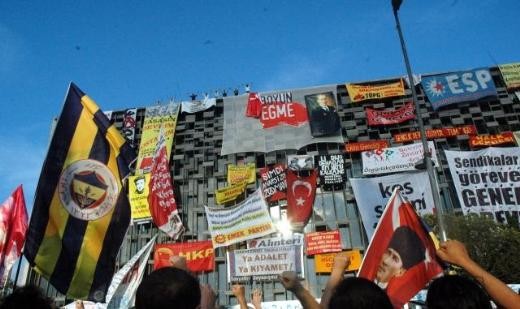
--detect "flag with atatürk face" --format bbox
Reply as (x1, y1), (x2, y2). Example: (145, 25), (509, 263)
(24, 83), (136, 302)
(358, 189), (443, 308)
(286, 169), (317, 228)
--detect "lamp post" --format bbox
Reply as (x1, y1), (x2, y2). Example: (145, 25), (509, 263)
(392, 0), (448, 241)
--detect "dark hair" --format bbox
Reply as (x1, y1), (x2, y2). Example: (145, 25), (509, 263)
(426, 275), (491, 309)
(136, 267), (201, 309)
(329, 277), (393, 309)
(0, 285), (54, 309)
(388, 226), (425, 269)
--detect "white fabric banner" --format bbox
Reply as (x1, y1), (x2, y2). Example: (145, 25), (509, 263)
(350, 171), (435, 240)
(221, 85), (343, 155)
(205, 189), (276, 248)
(361, 141), (438, 175)
(181, 96), (217, 114)
(445, 147), (520, 224)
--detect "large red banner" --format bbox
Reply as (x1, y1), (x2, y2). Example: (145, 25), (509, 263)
(154, 240), (214, 272)
(304, 230), (342, 255)
(366, 101), (415, 126)
(393, 125), (477, 143)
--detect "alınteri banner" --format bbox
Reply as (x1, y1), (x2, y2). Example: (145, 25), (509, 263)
(350, 171), (435, 240)
(221, 85), (343, 155)
(445, 147), (520, 224)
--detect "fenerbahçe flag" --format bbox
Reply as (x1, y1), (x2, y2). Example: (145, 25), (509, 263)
(24, 83), (136, 301)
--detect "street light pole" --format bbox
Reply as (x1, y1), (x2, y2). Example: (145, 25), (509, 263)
(392, 2), (448, 241)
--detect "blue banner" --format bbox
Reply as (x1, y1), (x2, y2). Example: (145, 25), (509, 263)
(421, 68), (497, 110)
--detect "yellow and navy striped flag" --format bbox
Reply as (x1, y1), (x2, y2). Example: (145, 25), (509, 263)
(24, 83), (136, 301)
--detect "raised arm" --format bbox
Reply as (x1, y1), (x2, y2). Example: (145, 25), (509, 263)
(278, 271), (320, 309)
(320, 252), (351, 309)
(231, 284), (249, 309)
(437, 239), (520, 308)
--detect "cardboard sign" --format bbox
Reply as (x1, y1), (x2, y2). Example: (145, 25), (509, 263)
(314, 250), (362, 273)
(305, 230), (342, 255)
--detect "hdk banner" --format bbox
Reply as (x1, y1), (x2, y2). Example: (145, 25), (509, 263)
(421, 68), (497, 110)
(445, 147), (520, 224)
(136, 102), (180, 174)
(260, 164), (287, 203)
(316, 154), (345, 190)
(154, 240), (214, 272)
(227, 245), (304, 282)
(181, 96), (217, 114)
(498, 62), (520, 90)
(304, 230), (342, 255)
(286, 169), (317, 227)
(346, 79), (405, 103)
(358, 189), (443, 308)
(366, 101), (415, 126)
(361, 141), (438, 175)
(221, 86), (343, 155)
(205, 189), (276, 248)
(350, 171), (435, 240)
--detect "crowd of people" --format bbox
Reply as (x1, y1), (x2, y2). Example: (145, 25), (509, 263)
(1, 240), (518, 309)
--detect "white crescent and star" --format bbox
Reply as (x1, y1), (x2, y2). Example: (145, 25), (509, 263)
(291, 179), (312, 207)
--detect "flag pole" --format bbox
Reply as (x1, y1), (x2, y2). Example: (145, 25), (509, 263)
(392, 0), (448, 241)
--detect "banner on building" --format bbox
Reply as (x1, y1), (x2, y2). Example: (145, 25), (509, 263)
(358, 189), (443, 308)
(305, 91), (342, 137)
(247, 234), (304, 249)
(136, 102), (180, 174)
(128, 174), (152, 221)
(287, 155), (314, 171)
(393, 125), (477, 143)
(260, 164), (287, 203)
(469, 132), (515, 148)
(498, 62), (520, 90)
(316, 154), (345, 190)
(181, 96), (217, 114)
(154, 240), (214, 272)
(227, 245), (304, 282)
(350, 171), (435, 239)
(361, 141), (438, 175)
(105, 235), (156, 309)
(286, 169), (317, 227)
(304, 230), (342, 255)
(366, 101), (415, 126)
(314, 250), (362, 273)
(404, 74), (422, 87)
(205, 189), (276, 248)
(422, 68), (497, 110)
(221, 86), (343, 155)
(514, 131), (520, 146)
(445, 147), (520, 223)
(215, 181), (247, 205)
(227, 163), (256, 185)
(345, 140), (389, 153)
(121, 108), (137, 147)
(346, 79), (405, 103)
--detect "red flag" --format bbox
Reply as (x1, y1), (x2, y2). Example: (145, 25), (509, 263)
(148, 126), (184, 239)
(153, 240), (214, 272)
(286, 169), (317, 227)
(358, 189), (443, 308)
(0, 185), (28, 285)
(245, 92), (262, 118)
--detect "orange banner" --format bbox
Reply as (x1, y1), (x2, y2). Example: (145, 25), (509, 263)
(345, 140), (389, 153)
(154, 241), (214, 272)
(314, 250), (362, 273)
(469, 132), (514, 148)
(346, 79), (405, 103)
(393, 125), (477, 143)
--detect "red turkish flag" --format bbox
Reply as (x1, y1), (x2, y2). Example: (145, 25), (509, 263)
(358, 189), (443, 308)
(0, 185), (28, 285)
(286, 169), (317, 227)
(148, 126), (184, 239)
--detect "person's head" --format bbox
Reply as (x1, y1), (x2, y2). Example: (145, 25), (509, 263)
(376, 226), (425, 283)
(0, 285), (54, 309)
(136, 267), (201, 309)
(426, 275), (491, 309)
(329, 277), (392, 309)
(316, 93), (333, 108)
(134, 176), (146, 193)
